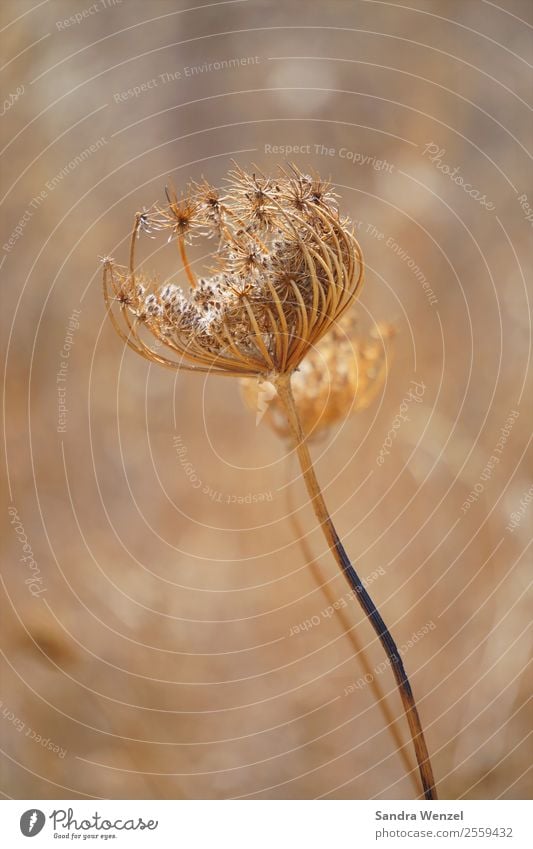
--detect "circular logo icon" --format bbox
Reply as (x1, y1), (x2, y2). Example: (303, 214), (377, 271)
(20, 809), (46, 837)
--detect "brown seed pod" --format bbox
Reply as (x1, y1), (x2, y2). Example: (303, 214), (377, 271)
(102, 163), (364, 379)
(241, 312), (396, 440)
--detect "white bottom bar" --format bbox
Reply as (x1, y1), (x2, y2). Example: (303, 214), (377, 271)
(2, 799), (530, 848)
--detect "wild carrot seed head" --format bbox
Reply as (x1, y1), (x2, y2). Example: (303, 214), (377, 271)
(102, 163), (364, 378)
(241, 312), (396, 439)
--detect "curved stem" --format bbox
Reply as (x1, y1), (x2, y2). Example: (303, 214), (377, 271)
(178, 235), (197, 289)
(275, 372), (437, 800)
(284, 457), (419, 795)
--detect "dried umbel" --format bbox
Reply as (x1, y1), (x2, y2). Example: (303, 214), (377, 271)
(102, 165), (436, 800)
(241, 312), (396, 440)
(102, 164), (363, 379)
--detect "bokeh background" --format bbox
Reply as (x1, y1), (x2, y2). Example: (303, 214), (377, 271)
(1, 0), (531, 800)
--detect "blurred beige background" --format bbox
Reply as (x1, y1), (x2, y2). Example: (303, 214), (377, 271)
(1, 0), (532, 800)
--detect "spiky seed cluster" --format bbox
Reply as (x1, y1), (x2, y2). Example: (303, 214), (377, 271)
(241, 312), (395, 439)
(102, 164), (364, 378)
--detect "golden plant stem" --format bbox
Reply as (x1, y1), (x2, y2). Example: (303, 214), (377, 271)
(179, 236), (197, 289)
(275, 372), (437, 800)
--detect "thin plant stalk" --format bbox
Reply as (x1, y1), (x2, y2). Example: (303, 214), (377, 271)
(275, 371), (437, 800)
(285, 464), (419, 796)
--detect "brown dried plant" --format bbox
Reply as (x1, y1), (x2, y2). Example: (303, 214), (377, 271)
(240, 310), (396, 440)
(102, 163), (437, 799)
(241, 313), (421, 792)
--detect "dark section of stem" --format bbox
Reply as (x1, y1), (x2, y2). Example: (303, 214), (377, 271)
(285, 461), (419, 795)
(276, 372), (437, 800)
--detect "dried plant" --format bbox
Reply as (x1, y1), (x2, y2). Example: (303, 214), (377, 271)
(240, 310), (396, 440)
(102, 164), (437, 799)
(242, 313), (419, 792)
(102, 164), (361, 378)
(246, 307), (418, 792)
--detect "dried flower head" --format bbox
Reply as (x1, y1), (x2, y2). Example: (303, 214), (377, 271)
(101, 164), (437, 801)
(102, 164), (364, 378)
(241, 313), (396, 440)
